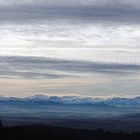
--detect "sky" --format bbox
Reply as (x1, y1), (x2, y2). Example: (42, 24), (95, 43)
(0, 0), (140, 97)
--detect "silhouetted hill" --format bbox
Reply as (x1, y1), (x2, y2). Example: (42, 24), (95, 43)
(0, 125), (140, 140)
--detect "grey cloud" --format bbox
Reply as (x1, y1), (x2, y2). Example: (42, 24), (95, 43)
(0, 1), (140, 24)
(0, 56), (140, 79)
(0, 0), (140, 7)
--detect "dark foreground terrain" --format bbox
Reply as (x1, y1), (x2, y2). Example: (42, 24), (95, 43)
(2, 114), (140, 132)
(1, 125), (140, 140)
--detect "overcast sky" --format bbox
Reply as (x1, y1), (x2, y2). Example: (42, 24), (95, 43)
(0, 0), (140, 97)
(0, 0), (140, 7)
(0, 0), (140, 48)
(0, 0), (140, 22)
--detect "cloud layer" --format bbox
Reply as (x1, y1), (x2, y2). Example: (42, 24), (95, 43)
(0, 0), (140, 24)
(0, 56), (139, 79)
(0, 0), (140, 7)
(0, 0), (140, 98)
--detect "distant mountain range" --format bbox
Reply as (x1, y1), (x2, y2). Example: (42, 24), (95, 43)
(1, 94), (140, 108)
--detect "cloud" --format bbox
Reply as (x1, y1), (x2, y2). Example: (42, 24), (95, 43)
(0, 0), (140, 24)
(0, 0), (140, 7)
(0, 0), (139, 74)
(0, 23), (140, 49)
(0, 56), (140, 79)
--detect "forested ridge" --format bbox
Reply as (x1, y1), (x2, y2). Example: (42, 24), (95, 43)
(0, 121), (140, 140)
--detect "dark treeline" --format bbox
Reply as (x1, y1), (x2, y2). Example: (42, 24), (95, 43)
(1, 124), (140, 140)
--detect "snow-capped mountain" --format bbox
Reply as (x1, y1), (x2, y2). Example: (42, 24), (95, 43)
(1, 94), (140, 107)
(24, 94), (102, 104)
(105, 97), (140, 107)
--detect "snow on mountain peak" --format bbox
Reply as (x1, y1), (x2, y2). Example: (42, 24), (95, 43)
(1, 94), (140, 107)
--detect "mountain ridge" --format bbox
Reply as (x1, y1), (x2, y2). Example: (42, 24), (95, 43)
(1, 94), (140, 107)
